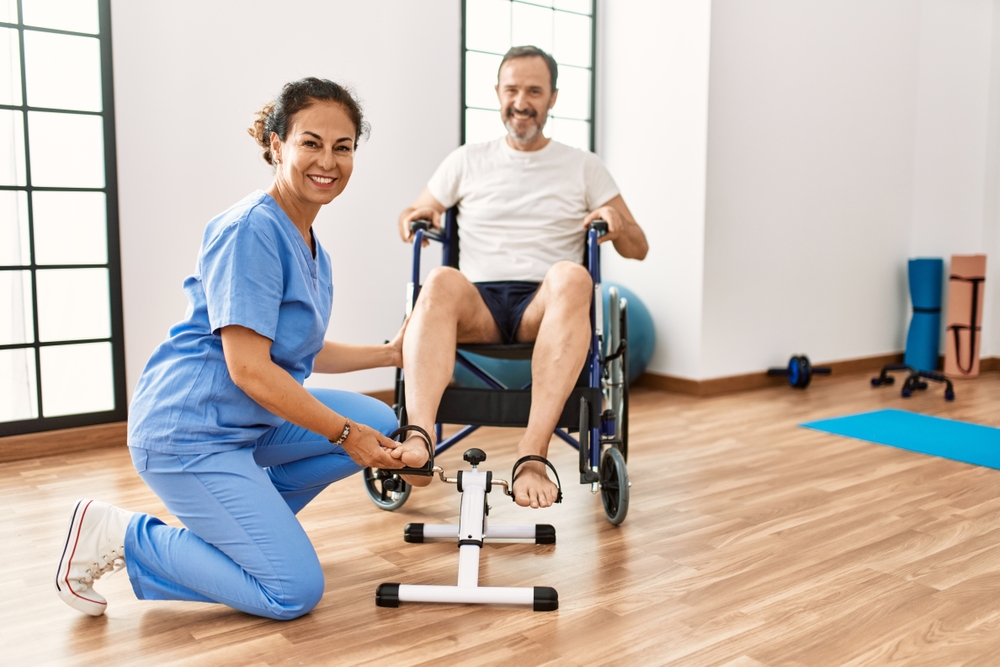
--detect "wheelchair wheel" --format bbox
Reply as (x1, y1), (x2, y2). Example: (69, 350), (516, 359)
(599, 447), (629, 526)
(363, 467), (412, 511)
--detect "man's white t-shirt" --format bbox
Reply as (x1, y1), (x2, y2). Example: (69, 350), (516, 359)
(426, 137), (620, 283)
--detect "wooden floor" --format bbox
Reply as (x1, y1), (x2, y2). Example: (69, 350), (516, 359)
(4, 371), (1000, 666)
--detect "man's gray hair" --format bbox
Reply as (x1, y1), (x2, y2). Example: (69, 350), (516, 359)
(498, 45), (558, 92)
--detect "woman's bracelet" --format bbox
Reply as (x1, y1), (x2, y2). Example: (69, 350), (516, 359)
(330, 419), (351, 447)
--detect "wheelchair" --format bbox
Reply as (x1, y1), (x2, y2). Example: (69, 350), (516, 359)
(362, 208), (631, 525)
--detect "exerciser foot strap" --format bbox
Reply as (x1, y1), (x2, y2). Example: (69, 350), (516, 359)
(510, 455), (563, 503)
(387, 424), (436, 476)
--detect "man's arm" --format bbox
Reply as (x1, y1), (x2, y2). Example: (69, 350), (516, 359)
(398, 188), (448, 243)
(583, 194), (648, 260)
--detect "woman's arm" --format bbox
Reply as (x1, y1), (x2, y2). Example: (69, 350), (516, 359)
(312, 341), (396, 374)
(312, 316), (406, 374)
(220, 324), (403, 469)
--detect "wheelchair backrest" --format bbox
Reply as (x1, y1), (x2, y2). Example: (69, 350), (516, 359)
(442, 207), (460, 269)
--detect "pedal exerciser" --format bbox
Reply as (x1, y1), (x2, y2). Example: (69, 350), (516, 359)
(375, 427), (560, 612)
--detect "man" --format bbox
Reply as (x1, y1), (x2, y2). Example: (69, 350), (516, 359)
(397, 45), (648, 509)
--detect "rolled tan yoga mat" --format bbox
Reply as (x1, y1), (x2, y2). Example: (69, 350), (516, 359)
(944, 254), (986, 377)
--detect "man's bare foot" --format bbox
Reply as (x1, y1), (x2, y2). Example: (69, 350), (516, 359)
(512, 462), (559, 508)
(395, 435), (433, 487)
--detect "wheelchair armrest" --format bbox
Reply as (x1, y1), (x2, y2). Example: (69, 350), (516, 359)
(588, 219), (608, 234)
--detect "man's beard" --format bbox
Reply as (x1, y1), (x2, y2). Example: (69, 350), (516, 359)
(504, 106), (546, 144)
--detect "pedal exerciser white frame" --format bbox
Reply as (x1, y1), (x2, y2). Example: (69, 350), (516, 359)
(375, 451), (558, 612)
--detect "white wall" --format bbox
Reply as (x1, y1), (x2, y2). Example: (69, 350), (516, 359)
(111, 0), (461, 400)
(622, 0), (1000, 381)
(700, 0), (921, 378)
(908, 0), (997, 357)
(983, 0), (1000, 357)
(598, 0), (713, 379)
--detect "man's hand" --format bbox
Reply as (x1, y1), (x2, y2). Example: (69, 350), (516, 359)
(399, 206), (442, 244)
(398, 188), (448, 244)
(582, 195), (648, 260)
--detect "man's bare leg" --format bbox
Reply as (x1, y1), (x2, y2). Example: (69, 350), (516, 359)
(394, 267), (502, 484)
(511, 261), (593, 508)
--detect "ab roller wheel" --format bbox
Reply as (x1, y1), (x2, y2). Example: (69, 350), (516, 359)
(767, 355), (831, 389)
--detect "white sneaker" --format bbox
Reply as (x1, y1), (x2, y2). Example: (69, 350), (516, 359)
(55, 499), (135, 616)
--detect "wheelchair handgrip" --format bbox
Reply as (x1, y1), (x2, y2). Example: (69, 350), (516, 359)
(588, 219), (608, 233)
(409, 219), (432, 233)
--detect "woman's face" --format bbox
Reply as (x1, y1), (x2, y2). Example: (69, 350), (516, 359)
(270, 100), (356, 208)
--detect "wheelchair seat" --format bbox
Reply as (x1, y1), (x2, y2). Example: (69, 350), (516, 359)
(457, 342), (534, 361)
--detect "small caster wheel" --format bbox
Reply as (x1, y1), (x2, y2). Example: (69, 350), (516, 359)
(363, 467), (412, 511)
(599, 447), (629, 526)
(945, 389), (955, 401)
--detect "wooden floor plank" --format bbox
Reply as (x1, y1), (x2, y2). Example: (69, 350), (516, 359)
(3, 370), (1000, 665)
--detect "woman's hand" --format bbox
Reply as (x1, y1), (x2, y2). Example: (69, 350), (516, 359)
(338, 421), (405, 470)
(387, 315), (409, 368)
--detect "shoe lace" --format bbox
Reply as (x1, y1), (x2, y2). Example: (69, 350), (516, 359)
(83, 546), (126, 584)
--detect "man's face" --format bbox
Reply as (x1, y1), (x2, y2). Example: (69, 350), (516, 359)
(496, 56), (558, 146)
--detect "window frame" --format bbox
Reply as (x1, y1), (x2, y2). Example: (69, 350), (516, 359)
(0, 0), (126, 437)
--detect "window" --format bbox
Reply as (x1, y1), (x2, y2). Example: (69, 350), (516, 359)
(0, 0), (125, 436)
(463, 0), (596, 150)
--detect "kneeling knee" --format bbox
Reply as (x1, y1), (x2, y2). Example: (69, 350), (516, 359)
(372, 400), (400, 437)
(267, 564), (325, 621)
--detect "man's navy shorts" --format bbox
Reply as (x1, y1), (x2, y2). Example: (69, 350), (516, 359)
(474, 281), (540, 344)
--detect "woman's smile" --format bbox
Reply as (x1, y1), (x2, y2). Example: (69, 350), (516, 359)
(308, 174), (337, 188)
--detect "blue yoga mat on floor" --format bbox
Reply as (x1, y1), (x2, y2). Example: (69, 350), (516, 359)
(801, 409), (1000, 470)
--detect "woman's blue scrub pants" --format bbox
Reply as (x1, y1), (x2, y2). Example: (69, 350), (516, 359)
(123, 388), (397, 620)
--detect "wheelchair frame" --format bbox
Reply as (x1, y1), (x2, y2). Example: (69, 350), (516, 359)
(362, 208), (630, 525)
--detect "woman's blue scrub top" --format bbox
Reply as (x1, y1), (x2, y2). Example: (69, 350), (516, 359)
(128, 191), (333, 453)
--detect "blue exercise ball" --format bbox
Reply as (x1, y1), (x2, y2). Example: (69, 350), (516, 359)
(604, 282), (655, 384)
(452, 282), (655, 388)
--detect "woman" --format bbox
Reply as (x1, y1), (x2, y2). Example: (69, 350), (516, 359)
(55, 77), (427, 621)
